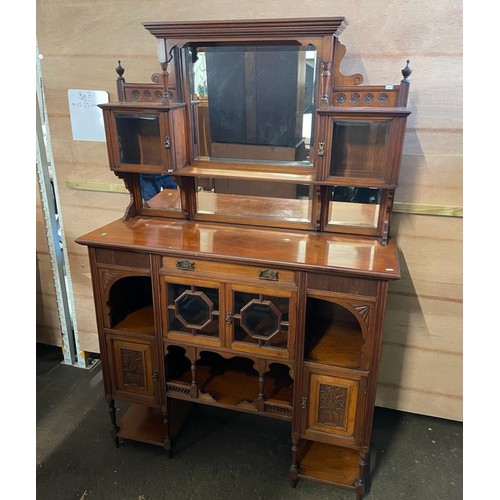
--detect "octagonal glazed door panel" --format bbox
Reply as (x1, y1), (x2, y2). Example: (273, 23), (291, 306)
(225, 284), (297, 359)
(162, 276), (223, 347)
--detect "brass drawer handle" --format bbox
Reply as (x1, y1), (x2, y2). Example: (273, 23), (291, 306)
(176, 260), (195, 271)
(259, 269), (279, 281)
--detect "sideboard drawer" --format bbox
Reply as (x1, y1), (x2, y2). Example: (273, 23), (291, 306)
(161, 256), (296, 285)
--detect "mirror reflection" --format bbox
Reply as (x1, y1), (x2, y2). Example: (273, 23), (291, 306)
(328, 186), (380, 228)
(188, 44), (317, 165)
(140, 174), (181, 212)
(195, 179), (313, 223)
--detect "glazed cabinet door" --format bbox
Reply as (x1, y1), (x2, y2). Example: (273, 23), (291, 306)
(225, 284), (297, 359)
(300, 367), (367, 447)
(101, 105), (187, 174)
(160, 275), (224, 347)
(105, 333), (160, 404)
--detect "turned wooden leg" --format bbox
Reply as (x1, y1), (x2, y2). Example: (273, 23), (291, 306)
(106, 398), (120, 447)
(162, 404), (172, 458)
(289, 438), (299, 487)
(355, 452), (369, 499)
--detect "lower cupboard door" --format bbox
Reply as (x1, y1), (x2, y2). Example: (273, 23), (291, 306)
(302, 369), (367, 446)
(106, 333), (160, 404)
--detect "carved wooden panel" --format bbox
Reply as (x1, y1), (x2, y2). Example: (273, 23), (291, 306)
(121, 348), (146, 387)
(332, 87), (400, 107)
(308, 373), (359, 437)
(106, 334), (158, 403)
(317, 383), (348, 427)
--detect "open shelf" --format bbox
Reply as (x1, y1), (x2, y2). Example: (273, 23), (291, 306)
(304, 320), (363, 369)
(114, 305), (155, 334)
(165, 346), (293, 419)
(117, 400), (192, 446)
(174, 165), (315, 184)
(298, 440), (360, 488)
(304, 299), (364, 369)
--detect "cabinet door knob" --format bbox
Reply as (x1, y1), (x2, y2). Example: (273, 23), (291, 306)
(225, 312), (232, 324)
(317, 141), (325, 156)
(152, 369), (159, 381)
(164, 135), (171, 149)
(301, 396), (308, 409)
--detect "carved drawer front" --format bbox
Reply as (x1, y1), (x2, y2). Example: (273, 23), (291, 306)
(161, 256), (296, 286)
(302, 369), (367, 446)
(106, 334), (159, 404)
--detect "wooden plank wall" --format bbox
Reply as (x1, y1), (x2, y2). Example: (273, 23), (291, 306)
(36, 0), (463, 421)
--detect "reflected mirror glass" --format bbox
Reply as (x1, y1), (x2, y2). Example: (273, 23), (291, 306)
(188, 44), (317, 165)
(328, 186), (381, 228)
(195, 178), (313, 223)
(140, 174), (181, 212)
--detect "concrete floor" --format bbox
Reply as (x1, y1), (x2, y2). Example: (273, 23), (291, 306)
(36, 343), (462, 499)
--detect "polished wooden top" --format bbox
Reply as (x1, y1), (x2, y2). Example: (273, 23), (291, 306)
(76, 217), (400, 280)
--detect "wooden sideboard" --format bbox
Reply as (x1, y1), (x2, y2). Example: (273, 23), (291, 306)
(76, 17), (411, 499)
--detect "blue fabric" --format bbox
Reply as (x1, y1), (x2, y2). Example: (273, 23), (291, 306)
(140, 174), (178, 201)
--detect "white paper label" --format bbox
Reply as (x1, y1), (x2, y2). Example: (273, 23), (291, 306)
(68, 89), (109, 141)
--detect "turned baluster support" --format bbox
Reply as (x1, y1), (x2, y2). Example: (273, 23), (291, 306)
(190, 357), (198, 398)
(254, 359), (266, 411)
(319, 60), (332, 108)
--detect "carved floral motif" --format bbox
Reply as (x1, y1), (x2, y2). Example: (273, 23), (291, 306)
(121, 349), (145, 387)
(335, 92), (346, 104)
(378, 93), (389, 104)
(318, 383), (347, 427)
(350, 92), (361, 104)
(364, 93), (374, 104)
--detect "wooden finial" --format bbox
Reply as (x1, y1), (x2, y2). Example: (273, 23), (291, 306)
(401, 60), (412, 83)
(115, 60), (125, 79)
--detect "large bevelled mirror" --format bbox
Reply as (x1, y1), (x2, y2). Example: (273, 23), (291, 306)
(187, 43), (318, 166)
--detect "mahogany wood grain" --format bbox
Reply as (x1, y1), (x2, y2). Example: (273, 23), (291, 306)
(117, 401), (191, 446)
(304, 321), (364, 370)
(112, 305), (155, 334)
(76, 217), (400, 280)
(298, 440), (359, 487)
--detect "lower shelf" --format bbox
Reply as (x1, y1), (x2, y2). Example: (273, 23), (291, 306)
(117, 401), (192, 446)
(298, 440), (360, 489)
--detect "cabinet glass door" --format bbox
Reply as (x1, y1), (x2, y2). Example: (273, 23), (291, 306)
(330, 119), (391, 180)
(226, 285), (296, 358)
(116, 113), (164, 166)
(163, 277), (223, 346)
